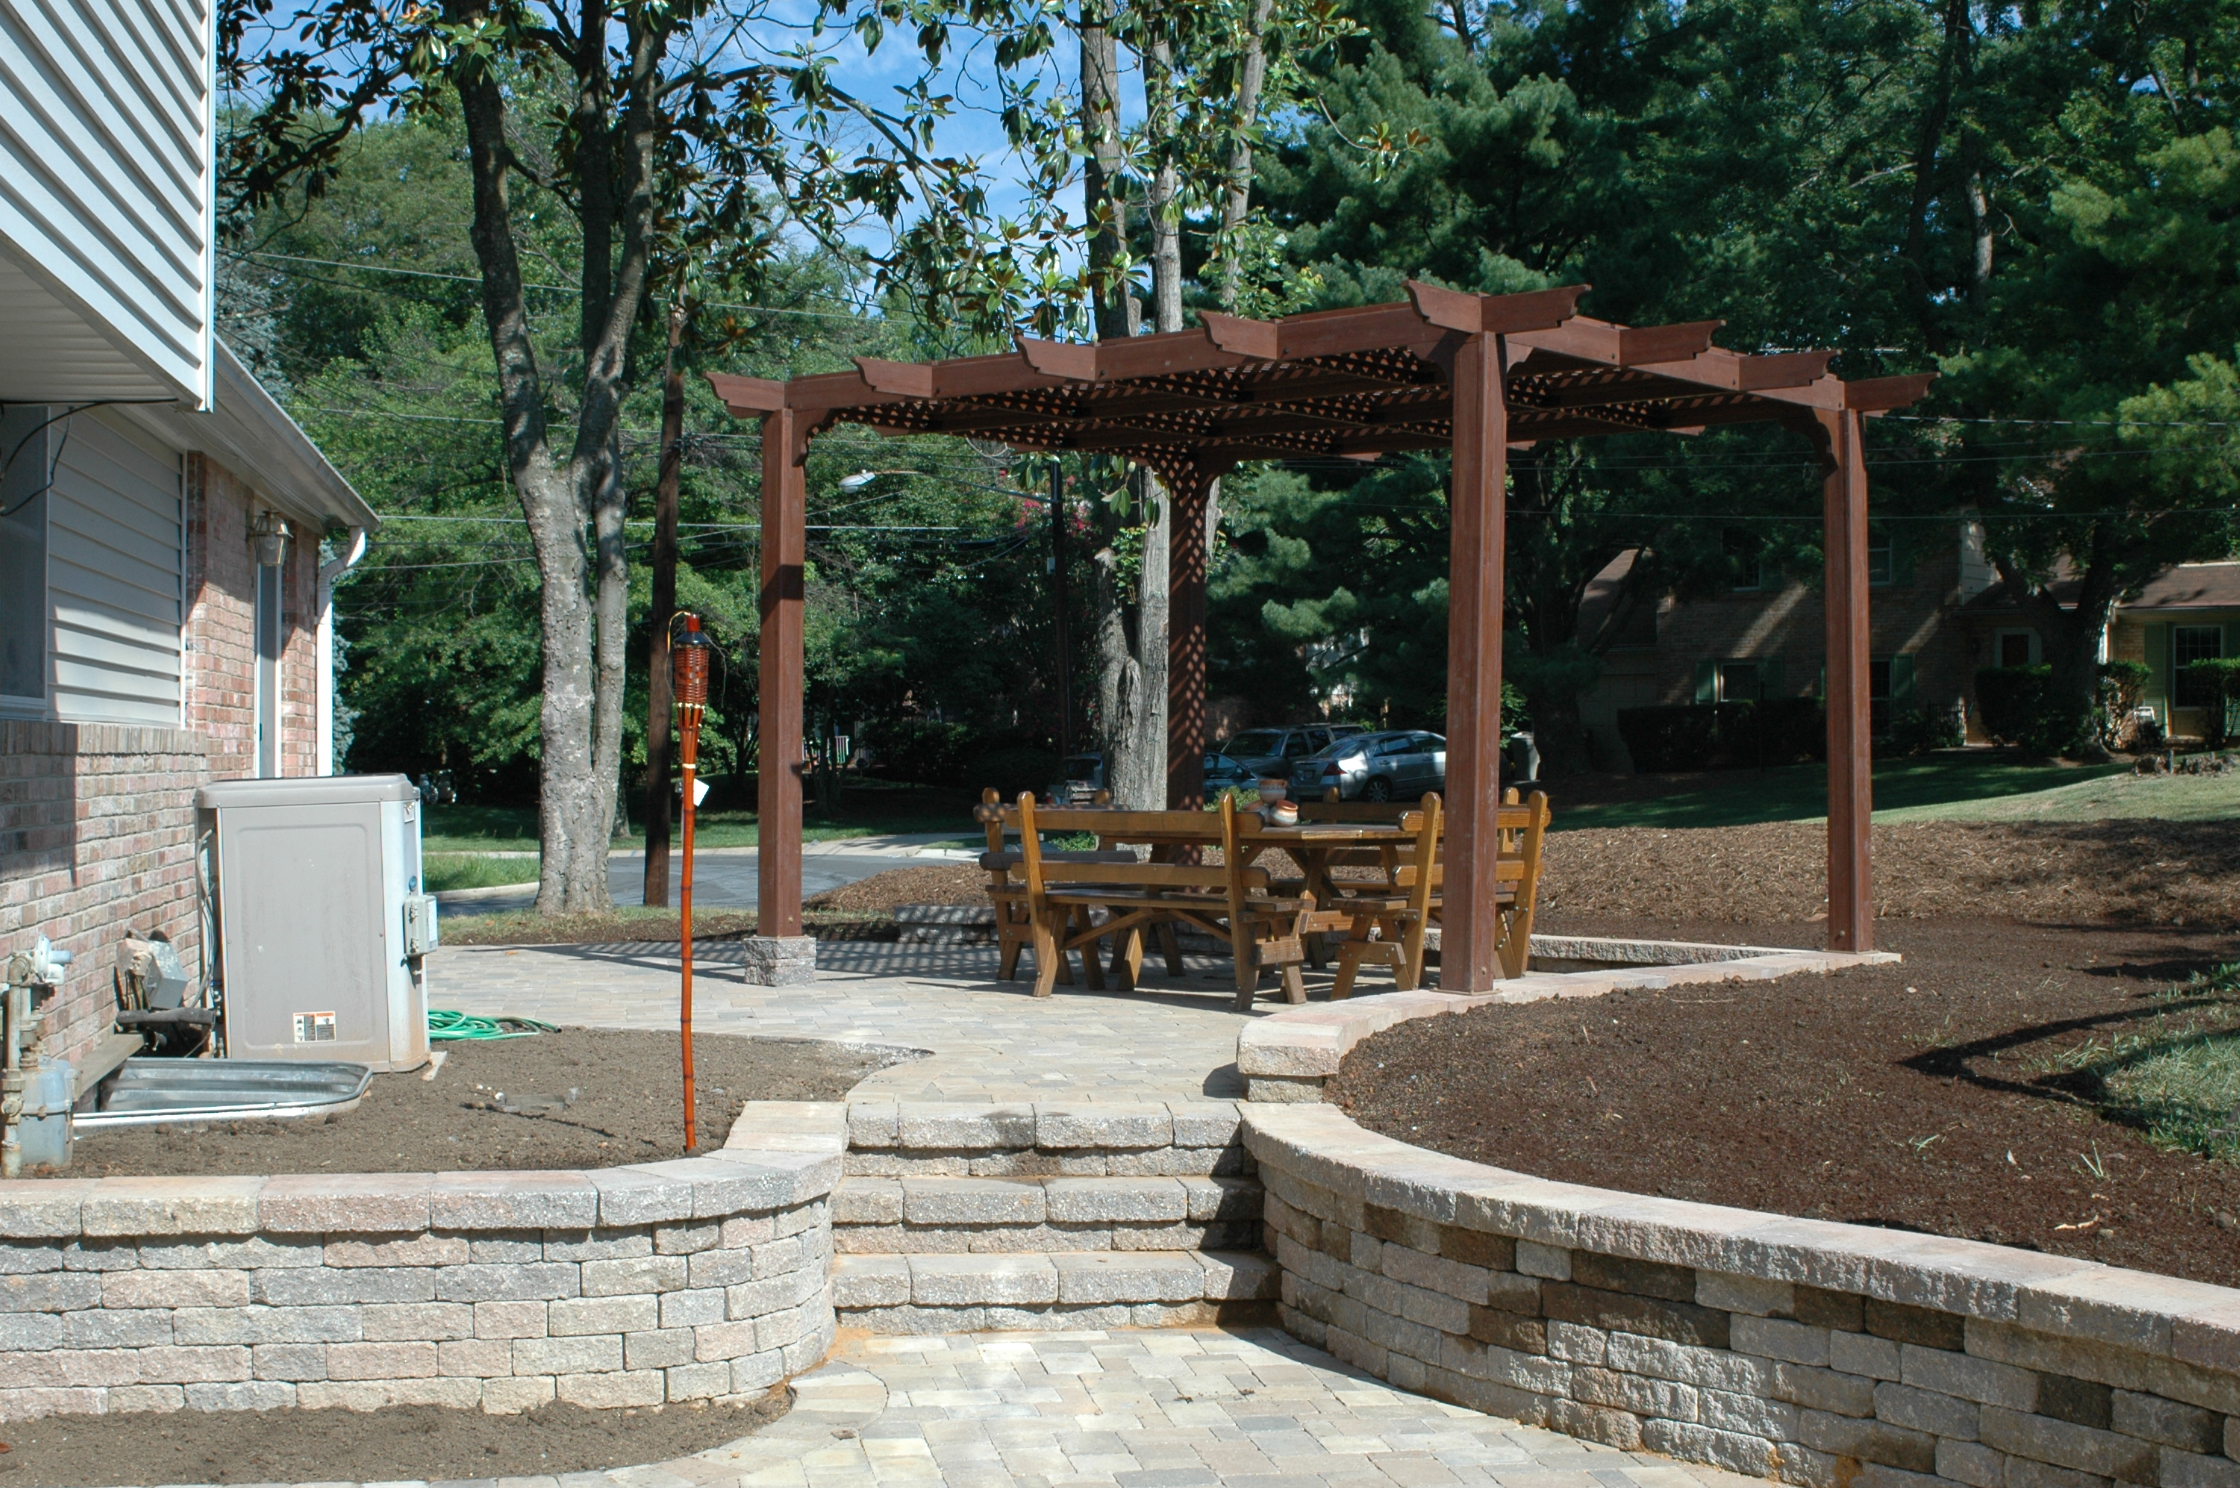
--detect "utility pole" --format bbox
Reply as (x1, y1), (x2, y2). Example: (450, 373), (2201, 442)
(642, 300), (685, 907)
(1050, 457), (1073, 756)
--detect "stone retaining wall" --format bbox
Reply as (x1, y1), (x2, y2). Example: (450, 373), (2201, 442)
(1246, 1103), (2240, 1488)
(0, 1118), (843, 1420)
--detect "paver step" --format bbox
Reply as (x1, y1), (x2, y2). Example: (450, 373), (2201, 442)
(832, 1173), (1261, 1254)
(840, 1099), (1252, 1176)
(831, 1249), (1278, 1333)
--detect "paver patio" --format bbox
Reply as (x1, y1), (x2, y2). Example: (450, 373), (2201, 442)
(558, 1328), (1766, 1488)
(419, 944), (1760, 1488)
(434, 939), (1263, 1100)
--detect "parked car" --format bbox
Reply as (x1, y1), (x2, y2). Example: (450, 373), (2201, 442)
(1288, 730), (1447, 802)
(1216, 724), (1367, 779)
(1048, 750), (1265, 802)
(1202, 751), (1258, 794)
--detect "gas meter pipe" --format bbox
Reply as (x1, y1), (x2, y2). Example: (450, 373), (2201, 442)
(672, 613), (715, 1153)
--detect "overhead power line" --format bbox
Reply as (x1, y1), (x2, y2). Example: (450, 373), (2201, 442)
(233, 249), (880, 320)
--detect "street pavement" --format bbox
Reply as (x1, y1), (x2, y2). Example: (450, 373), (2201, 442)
(441, 835), (959, 915)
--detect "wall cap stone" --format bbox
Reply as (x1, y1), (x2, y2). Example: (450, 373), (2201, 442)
(2, 1100), (847, 1239)
(1242, 1102), (2239, 1362)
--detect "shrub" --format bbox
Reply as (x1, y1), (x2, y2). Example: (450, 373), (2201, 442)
(1883, 702), (1964, 757)
(2185, 658), (2240, 748)
(1615, 698), (1827, 773)
(969, 744), (1063, 800)
(858, 718), (972, 785)
(2097, 660), (2154, 751)
(1617, 705), (1723, 772)
(1974, 665), (2091, 757)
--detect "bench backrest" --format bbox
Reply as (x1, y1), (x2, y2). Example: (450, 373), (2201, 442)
(1012, 793), (1267, 901)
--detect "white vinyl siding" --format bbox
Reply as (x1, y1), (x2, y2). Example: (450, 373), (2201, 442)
(45, 411), (183, 724)
(0, 0), (215, 404)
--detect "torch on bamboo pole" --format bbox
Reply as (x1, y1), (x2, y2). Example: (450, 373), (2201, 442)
(671, 613), (714, 1153)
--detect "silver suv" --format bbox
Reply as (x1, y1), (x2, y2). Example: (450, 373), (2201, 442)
(1288, 731), (1447, 802)
(1216, 724), (1366, 780)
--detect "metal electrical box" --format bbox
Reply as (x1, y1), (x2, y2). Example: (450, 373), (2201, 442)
(196, 775), (436, 1072)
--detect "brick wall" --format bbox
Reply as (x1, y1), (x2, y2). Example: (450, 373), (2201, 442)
(1248, 1104), (2240, 1488)
(0, 1132), (842, 1419)
(4, 455), (324, 1077)
(184, 455), (320, 782)
(0, 722), (206, 1071)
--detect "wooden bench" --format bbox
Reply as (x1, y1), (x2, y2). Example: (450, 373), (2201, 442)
(1329, 788), (1551, 995)
(1004, 793), (1312, 1010)
(975, 787), (1135, 986)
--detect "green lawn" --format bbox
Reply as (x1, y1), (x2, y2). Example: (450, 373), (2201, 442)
(423, 853), (539, 893)
(2045, 963), (2240, 1164)
(1550, 752), (2231, 831)
(422, 780), (973, 854)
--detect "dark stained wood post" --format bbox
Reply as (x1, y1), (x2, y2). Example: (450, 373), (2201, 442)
(757, 406), (807, 937)
(1167, 462), (1213, 811)
(1441, 328), (1512, 990)
(1816, 406), (1874, 952)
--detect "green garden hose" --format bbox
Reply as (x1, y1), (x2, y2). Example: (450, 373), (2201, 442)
(427, 1010), (559, 1041)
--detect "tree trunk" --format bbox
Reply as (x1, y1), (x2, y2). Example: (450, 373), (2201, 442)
(642, 302), (684, 905)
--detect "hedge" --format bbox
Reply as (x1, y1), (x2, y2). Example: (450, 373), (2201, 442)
(1615, 697), (1825, 772)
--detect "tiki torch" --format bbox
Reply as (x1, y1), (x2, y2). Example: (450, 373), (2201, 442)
(672, 613), (715, 1153)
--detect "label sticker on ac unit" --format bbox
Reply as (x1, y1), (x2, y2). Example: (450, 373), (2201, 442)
(293, 1012), (336, 1043)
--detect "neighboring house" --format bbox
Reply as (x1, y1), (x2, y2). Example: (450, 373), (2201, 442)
(1, 4), (376, 1090)
(1967, 562), (2240, 743)
(1576, 526), (2240, 767)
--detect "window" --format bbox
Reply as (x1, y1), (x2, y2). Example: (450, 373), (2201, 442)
(1223, 730), (1280, 758)
(1867, 528), (1894, 587)
(2174, 625), (2226, 709)
(1995, 630), (2038, 669)
(1715, 661), (1762, 702)
(1869, 657), (1893, 701)
(1725, 530), (1763, 592)
(0, 406), (49, 702)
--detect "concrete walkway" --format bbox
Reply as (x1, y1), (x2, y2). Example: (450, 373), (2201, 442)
(434, 939), (1264, 1101)
(554, 1329), (1761, 1488)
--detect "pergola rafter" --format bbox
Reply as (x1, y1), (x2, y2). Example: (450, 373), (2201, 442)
(713, 282), (1931, 988)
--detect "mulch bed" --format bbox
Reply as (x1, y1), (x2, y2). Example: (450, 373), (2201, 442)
(63, 1032), (908, 1177)
(0, 1389), (788, 1486)
(802, 819), (2240, 928)
(1330, 918), (2240, 1289)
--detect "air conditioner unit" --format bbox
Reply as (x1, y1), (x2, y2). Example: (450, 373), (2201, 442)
(196, 775), (437, 1072)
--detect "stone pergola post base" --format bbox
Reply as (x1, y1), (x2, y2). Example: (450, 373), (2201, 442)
(742, 935), (816, 986)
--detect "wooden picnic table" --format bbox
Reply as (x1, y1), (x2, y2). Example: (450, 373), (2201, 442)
(1087, 815), (1414, 905)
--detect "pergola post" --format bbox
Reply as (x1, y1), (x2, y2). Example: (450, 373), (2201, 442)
(1440, 330), (1511, 990)
(747, 405), (814, 985)
(1816, 407), (1874, 953)
(1167, 464), (1213, 811)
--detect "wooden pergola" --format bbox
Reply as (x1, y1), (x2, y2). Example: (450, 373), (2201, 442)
(711, 281), (1930, 991)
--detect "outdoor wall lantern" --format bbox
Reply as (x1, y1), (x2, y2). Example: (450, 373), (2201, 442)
(251, 512), (293, 568)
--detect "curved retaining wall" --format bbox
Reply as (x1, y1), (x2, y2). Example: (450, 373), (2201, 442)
(0, 1103), (845, 1420)
(1245, 1103), (2240, 1488)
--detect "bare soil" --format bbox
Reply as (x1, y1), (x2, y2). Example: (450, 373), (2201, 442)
(65, 1032), (910, 1178)
(0, 1388), (788, 1486)
(1330, 919), (2240, 1288)
(802, 820), (2240, 928)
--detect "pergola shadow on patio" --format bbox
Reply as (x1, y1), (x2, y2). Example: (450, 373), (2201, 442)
(712, 282), (1930, 991)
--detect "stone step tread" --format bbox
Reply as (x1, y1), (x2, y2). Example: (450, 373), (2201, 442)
(834, 1173), (1259, 1227)
(843, 1100), (1245, 1153)
(831, 1249), (1276, 1309)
